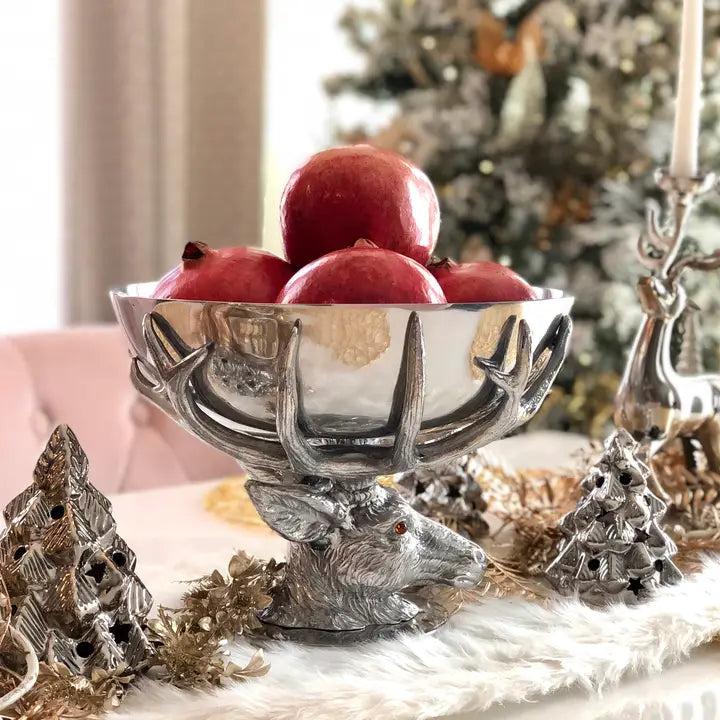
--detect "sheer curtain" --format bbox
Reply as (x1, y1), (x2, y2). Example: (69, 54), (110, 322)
(0, 3), (61, 333)
(61, 0), (265, 324)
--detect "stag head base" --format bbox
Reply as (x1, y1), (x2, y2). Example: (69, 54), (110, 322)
(246, 478), (486, 637)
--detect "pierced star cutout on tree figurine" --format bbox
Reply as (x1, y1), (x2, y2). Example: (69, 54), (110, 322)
(546, 429), (682, 604)
(0, 425), (153, 675)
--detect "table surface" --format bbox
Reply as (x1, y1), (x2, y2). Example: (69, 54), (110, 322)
(109, 432), (720, 720)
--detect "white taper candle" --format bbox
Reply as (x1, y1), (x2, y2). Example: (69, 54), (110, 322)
(670, 0), (704, 178)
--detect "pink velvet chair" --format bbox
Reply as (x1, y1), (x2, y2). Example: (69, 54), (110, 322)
(0, 325), (239, 503)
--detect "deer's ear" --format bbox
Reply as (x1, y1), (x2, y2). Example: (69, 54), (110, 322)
(245, 480), (350, 543)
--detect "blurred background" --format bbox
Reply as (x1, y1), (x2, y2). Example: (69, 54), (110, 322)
(2, 0), (720, 437)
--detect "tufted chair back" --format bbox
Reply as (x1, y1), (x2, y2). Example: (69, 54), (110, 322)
(0, 325), (239, 503)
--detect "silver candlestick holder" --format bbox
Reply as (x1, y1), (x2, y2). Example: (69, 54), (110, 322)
(615, 168), (720, 480)
(112, 289), (572, 643)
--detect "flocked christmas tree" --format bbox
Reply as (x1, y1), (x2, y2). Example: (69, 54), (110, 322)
(327, 0), (720, 433)
(546, 429), (682, 604)
(0, 425), (152, 675)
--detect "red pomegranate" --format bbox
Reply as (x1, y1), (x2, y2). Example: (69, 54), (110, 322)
(276, 244), (447, 304)
(280, 145), (440, 268)
(152, 242), (294, 302)
(430, 260), (536, 303)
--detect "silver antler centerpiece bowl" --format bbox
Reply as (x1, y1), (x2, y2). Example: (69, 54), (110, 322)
(111, 286), (573, 643)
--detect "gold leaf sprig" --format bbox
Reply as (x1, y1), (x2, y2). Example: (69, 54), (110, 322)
(147, 608), (268, 689)
(0, 662), (133, 720)
(476, 462), (583, 577)
(478, 556), (551, 602)
(146, 551), (283, 688)
(652, 443), (720, 530)
(182, 552), (281, 642)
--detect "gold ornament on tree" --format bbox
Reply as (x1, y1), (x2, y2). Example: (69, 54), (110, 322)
(474, 9), (544, 77)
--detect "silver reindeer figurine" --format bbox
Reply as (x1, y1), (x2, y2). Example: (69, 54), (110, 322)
(615, 171), (720, 473)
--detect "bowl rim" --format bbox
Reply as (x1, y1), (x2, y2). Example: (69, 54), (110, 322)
(109, 284), (575, 311)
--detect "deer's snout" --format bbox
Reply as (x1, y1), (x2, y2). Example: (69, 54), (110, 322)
(429, 534), (487, 589)
(453, 546), (487, 588)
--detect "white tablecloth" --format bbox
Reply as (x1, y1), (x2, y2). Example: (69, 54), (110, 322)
(108, 432), (720, 720)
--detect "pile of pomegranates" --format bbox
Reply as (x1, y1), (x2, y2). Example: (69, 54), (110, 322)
(153, 145), (537, 305)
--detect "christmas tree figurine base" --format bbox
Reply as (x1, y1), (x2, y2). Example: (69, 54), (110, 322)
(546, 429), (682, 605)
(0, 425), (153, 675)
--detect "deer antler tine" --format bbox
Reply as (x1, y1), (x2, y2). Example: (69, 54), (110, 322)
(646, 199), (669, 249)
(144, 311), (215, 386)
(417, 317), (533, 466)
(391, 312), (425, 468)
(142, 313), (182, 380)
(474, 318), (531, 393)
(472, 315), (518, 388)
(131, 355), (162, 393)
(487, 315), (517, 367)
(693, 249), (720, 271)
(276, 321), (321, 476)
(637, 234), (665, 271)
(512, 319), (533, 389)
(139, 312), (289, 470)
(161, 343), (212, 401)
(668, 248), (720, 282)
(531, 313), (562, 365)
(522, 315), (572, 413)
(130, 357), (176, 416)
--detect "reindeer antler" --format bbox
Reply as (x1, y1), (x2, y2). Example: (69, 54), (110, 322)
(414, 314), (572, 467)
(637, 171), (718, 281)
(667, 248), (720, 282)
(277, 313), (426, 478)
(134, 309), (571, 484)
(637, 199), (671, 272)
(133, 313), (290, 473)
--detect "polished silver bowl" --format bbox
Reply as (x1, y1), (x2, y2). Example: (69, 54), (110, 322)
(112, 283), (573, 438)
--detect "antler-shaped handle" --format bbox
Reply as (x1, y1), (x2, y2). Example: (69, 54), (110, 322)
(131, 314), (290, 474)
(414, 314), (572, 468)
(132, 309), (571, 484)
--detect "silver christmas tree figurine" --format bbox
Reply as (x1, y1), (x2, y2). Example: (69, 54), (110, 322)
(546, 429), (682, 605)
(396, 456), (489, 541)
(0, 425), (153, 675)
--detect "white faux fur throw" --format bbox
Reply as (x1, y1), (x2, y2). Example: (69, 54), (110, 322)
(113, 555), (720, 720)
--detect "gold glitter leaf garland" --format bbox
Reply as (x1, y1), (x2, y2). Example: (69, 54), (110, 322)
(476, 460), (583, 578)
(0, 552), (281, 716)
(204, 475), (267, 528)
(147, 608), (268, 689)
(0, 662), (133, 720)
(145, 551), (281, 688)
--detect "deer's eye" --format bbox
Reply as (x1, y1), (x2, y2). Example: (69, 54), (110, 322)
(394, 521), (408, 535)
